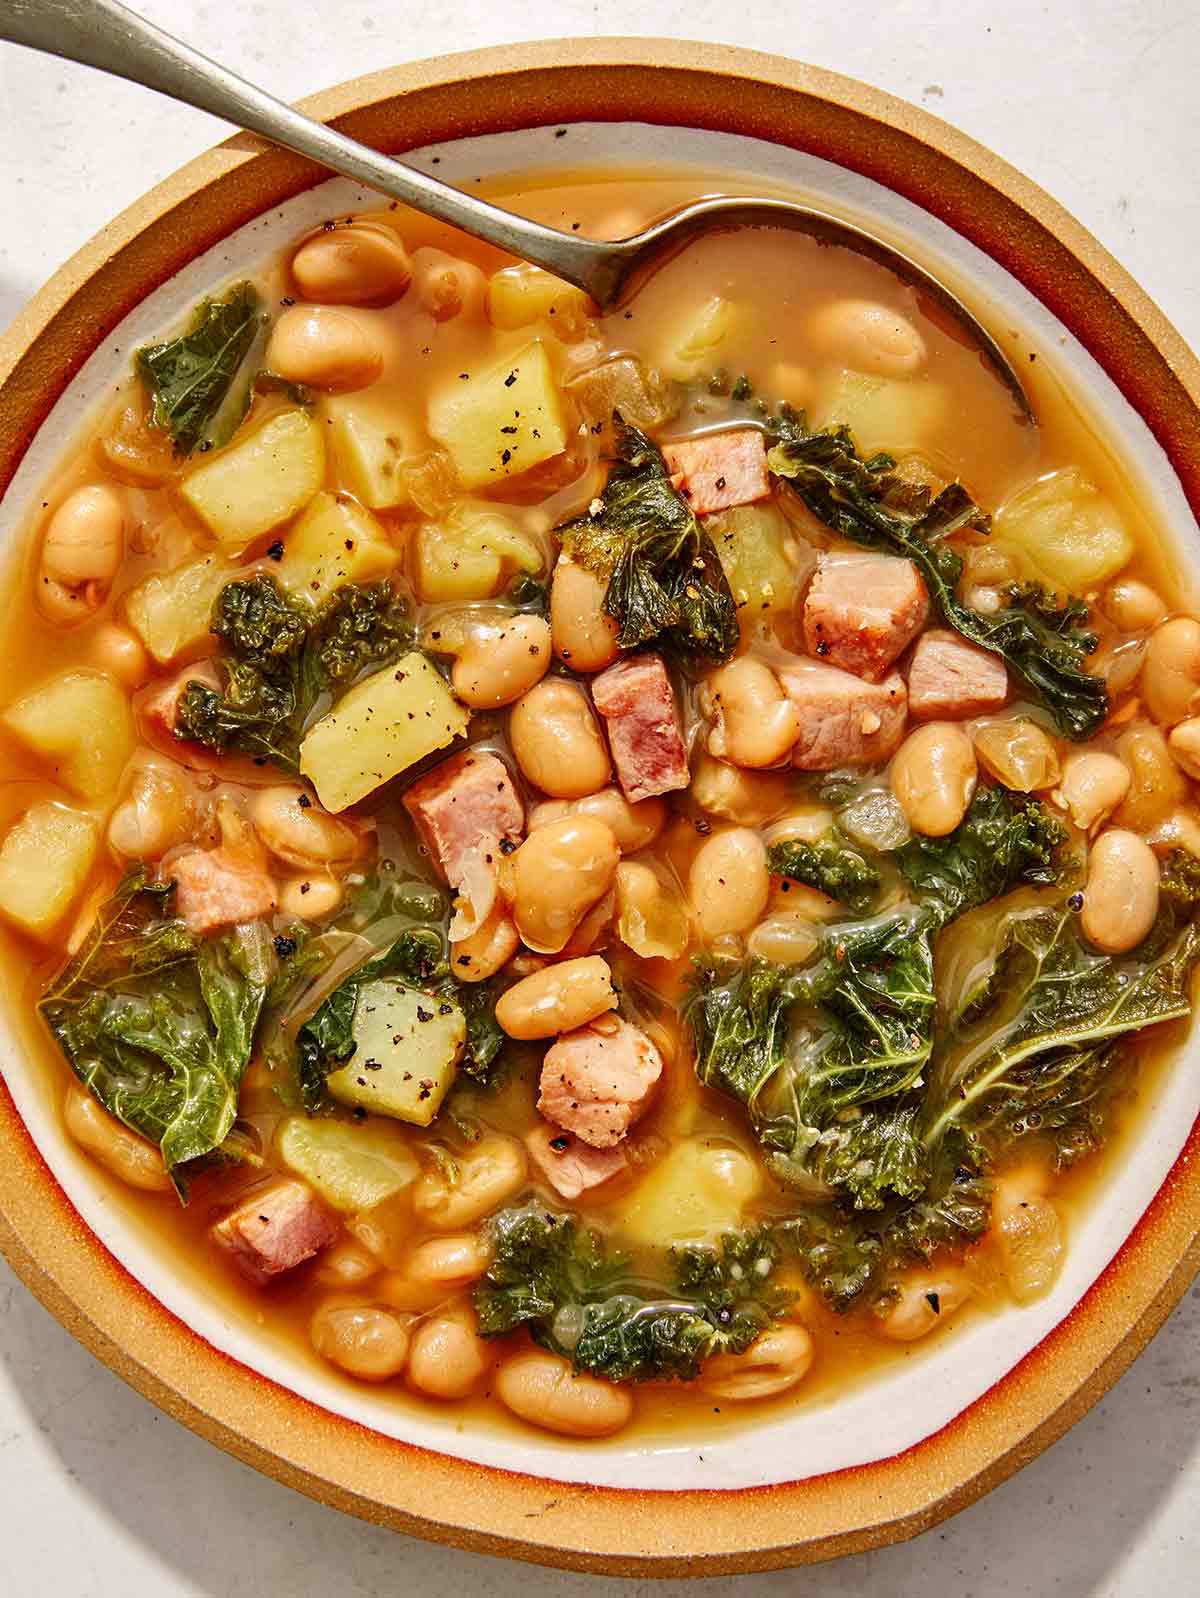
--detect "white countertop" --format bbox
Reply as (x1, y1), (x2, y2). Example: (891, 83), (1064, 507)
(1, 1), (1198, 1592)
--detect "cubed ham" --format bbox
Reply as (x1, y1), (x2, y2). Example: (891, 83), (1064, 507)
(212, 1179), (338, 1284)
(662, 429), (770, 516)
(170, 845), (279, 934)
(537, 1016), (663, 1148)
(525, 1122), (627, 1199)
(590, 653), (688, 803)
(908, 628), (1010, 718)
(777, 658), (908, 769)
(402, 749), (524, 887)
(802, 554), (929, 681)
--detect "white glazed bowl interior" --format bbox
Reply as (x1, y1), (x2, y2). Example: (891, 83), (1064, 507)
(2, 118), (1197, 1494)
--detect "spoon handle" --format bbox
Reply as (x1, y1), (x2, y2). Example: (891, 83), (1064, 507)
(0, 0), (617, 295)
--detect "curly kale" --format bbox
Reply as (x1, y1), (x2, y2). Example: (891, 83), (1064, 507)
(767, 833), (881, 915)
(474, 1206), (786, 1382)
(175, 575), (413, 774)
(557, 417), (738, 664)
(896, 785), (1071, 926)
(766, 408), (1108, 738)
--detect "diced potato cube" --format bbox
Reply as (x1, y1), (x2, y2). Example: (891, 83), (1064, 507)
(322, 397), (418, 510)
(995, 467), (1135, 590)
(277, 1114), (419, 1210)
(0, 801), (98, 938)
(486, 264), (593, 334)
(620, 1139), (761, 1248)
(274, 491), (397, 606)
(124, 553), (238, 664)
(710, 503), (798, 619)
(815, 369), (948, 457)
(325, 977), (465, 1125)
(180, 408), (325, 552)
(299, 650), (468, 811)
(414, 502), (542, 603)
(427, 340), (567, 490)
(2, 671), (135, 800)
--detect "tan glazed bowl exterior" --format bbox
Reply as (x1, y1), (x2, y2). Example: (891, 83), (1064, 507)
(1, 38), (1199, 1577)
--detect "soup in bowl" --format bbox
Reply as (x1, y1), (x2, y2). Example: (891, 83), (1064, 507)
(1, 46), (1198, 1572)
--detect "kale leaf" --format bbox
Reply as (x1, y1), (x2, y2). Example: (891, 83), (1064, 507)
(137, 282), (263, 456)
(896, 785), (1070, 926)
(766, 409), (1109, 738)
(767, 832), (881, 915)
(474, 1204), (785, 1382)
(925, 900), (1200, 1157)
(779, 1163), (992, 1314)
(558, 417), (738, 664)
(39, 871), (271, 1198)
(295, 882), (503, 1111)
(687, 909), (936, 1201)
(175, 575), (413, 774)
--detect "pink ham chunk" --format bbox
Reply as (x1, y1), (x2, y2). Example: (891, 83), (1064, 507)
(402, 749), (524, 886)
(537, 1016), (663, 1149)
(526, 1122), (627, 1200)
(170, 844), (278, 934)
(212, 1179), (338, 1284)
(777, 659), (908, 769)
(802, 554), (929, 681)
(662, 429), (770, 516)
(908, 628), (1009, 719)
(590, 653), (688, 803)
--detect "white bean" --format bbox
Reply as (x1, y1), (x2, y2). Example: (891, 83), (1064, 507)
(890, 723), (977, 836)
(809, 298), (927, 378)
(528, 788), (665, 854)
(690, 754), (790, 825)
(509, 678), (610, 798)
(1168, 717), (1200, 781)
(90, 623), (151, 688)
(278, 875), (344, 920)
(550, 557), (620, 672)
(411, 1133), (527, 1230)
(41, 485), (124, 588)
(495, 1349), (633, 1437)
(450, 903), (520, 981)
(511, 816), (620, 953)
(875, 1270), (972, 1342)
(407, 1316), (491, 1398)
(1080, 828), (1159, 953)
(291, 224), (411, 306)
(265, 305), (384, 391)
(1104, 578), (1166, 632)
(688, 828), (770, 939)
(450, 614), (551, 709)
(494, 955), (617, 1039)
(63, 1083), (171, 1191)
(1054, 750), (1131, 834)
(310, 1302), (409, 1381)
(703, 658), (801, 769)
(250, 785), (363, 869)
(700, 1324), (814, 1400)
(1141, 617), (1200, 726)
(107, 765), (195, 861)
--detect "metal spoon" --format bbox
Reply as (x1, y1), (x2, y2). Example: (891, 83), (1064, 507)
(0, 0), (1034, 421)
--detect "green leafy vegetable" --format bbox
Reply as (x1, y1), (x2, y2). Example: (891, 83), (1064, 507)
(687, 909), (935, 1201)
(39, 872), (271, 1197)
(766, 409), (1108, 738)
(474, 1205), (785, 1381)
(175, 575), (413, 773)
(558, 418), (738, 664)
(767, 833), (880, 915)
(895, 785), (1070, 926)
(137, 282), (263, 456)
(925, 900), (1200, 1155)
(779, 1164), (992, 1314)
(295, 883), (503, 1111)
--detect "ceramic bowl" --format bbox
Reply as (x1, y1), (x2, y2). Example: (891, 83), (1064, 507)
(1, 39), (1198, 1577)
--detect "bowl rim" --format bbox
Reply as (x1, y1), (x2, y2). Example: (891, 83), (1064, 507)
(1, 36), (1199, 1577)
